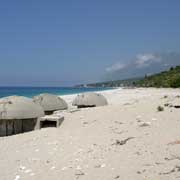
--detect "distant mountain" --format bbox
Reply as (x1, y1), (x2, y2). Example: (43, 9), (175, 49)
(134, 66), (180, 88)
(76, 66), (180, 88)
(75, 77), (143, 88)
(104, 52), (180, 81)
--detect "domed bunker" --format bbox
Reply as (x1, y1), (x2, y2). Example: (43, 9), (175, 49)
(33, 93), (68, 115)
(0, 96), (44, 137)
(72, 92), (108, 108)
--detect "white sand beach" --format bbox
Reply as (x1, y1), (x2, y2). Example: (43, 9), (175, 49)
(0, 88), (180, 180)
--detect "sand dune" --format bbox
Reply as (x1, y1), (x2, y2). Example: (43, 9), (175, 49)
(0, 88), (180, 180)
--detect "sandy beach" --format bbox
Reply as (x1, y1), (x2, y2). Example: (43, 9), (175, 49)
(0, 88), (180, 180)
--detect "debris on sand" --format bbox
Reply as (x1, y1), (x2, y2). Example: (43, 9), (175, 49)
(139, 122), (151, 127)
(165, 155), (180, 161)
(168, 140), (180, 145)
(136, 115), (143, 122)
(114, 121), (123, 125)
(114, 175), (120, 179)
(75, 171), (85, 176)
(112, 137), (135, 146)
(157, 106), (164, 112)
(164, 103), (170, 107)
(19, 165), (26, 170)
(69, 109), (80, 113)
(123, 103), (132, 106)
(174, 105), (180, 109)
(94, 164), (106, 168)
(83, 121), (88, 125)
(159, 165), (180, 175)
(75, 171), (85, 179)
(163, 95), (168, 99)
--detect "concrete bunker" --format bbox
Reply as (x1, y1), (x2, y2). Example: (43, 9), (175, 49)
(36, 115), (64, 129)
(33, 93), (68, 115)
(72, 92), (108, 108)
(0, 96), (44, 137)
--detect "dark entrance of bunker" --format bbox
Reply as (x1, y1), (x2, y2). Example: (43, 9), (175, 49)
(40, 120), (57, 128)
(77, 105), (96, 108)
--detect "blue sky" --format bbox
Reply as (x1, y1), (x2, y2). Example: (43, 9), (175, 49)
(0, 0), (180, 86)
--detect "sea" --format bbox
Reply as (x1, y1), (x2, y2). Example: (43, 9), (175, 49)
(0, 87), (112, 98)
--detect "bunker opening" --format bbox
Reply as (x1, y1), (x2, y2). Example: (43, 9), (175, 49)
(40, 120), (57, 128)
(44, 111), (54, 115)
(77, 105), (96, 108)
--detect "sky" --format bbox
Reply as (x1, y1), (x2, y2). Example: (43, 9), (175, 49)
(0, 0), (180, 86)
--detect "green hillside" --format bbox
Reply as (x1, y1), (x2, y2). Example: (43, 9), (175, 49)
(76, 66), (180, 88)
(134, 66), (180, 88)
(75, 77), (142, 88)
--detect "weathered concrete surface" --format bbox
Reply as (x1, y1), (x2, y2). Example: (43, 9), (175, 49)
(22, 119), (37, 133)
(0, 96), (44, 119)
(0, 120), (6, 136)
(35, 115), (64, 129)
(0, 119), (38, 136)
(33, 94), (68, 114)
(72, 92), (108, 108)
(0, 96), (44, 136)
(14, 119), (22, 134)
(6, 120), (13, 136)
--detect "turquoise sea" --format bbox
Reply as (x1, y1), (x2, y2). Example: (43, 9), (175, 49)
(0, 87), (112, 98)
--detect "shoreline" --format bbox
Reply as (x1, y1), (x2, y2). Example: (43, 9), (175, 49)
(0, 86), (114, 99)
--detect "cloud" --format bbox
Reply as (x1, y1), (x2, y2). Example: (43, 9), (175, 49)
(135, 53), (161, 68)
(106, 62), (126, 72)
(103, 52), (180, 81)
(105, 53), (162, 73)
